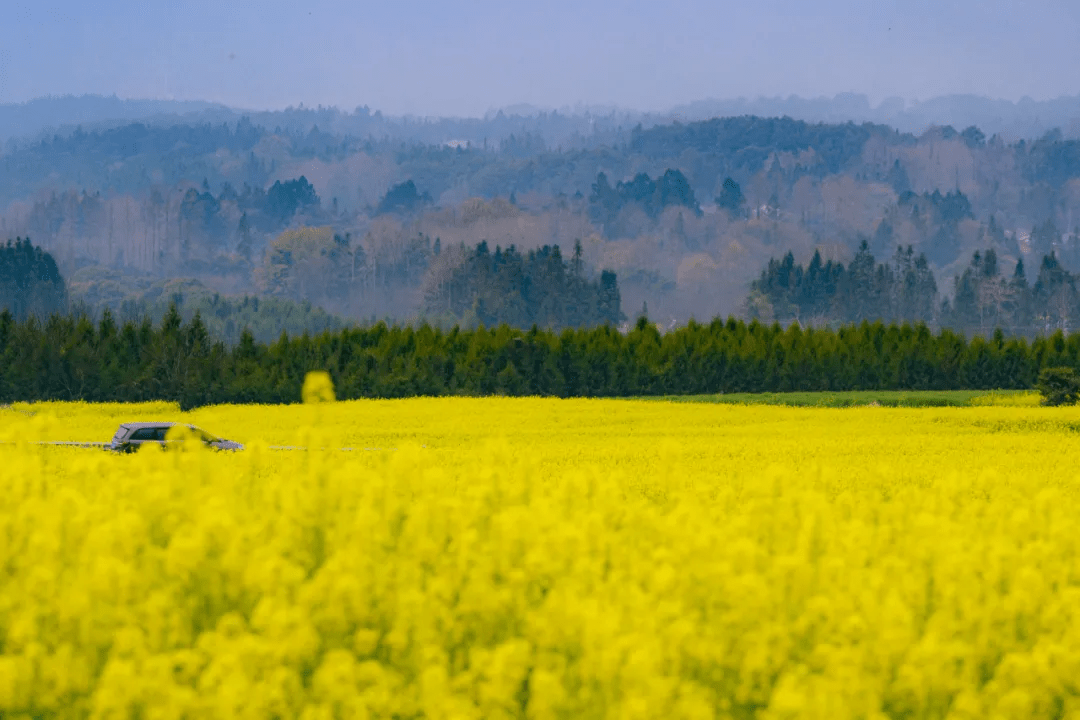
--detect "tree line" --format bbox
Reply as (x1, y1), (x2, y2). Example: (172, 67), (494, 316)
(628, 116), (889, 173)
(749, 241), (1080, 337)
(748, 242), (938, 325)
(589, 169), (701, 227)
(423, 240), (622, 329)
(3, 307), (1078, 408)
(4, 235), (621, 337)
(0, 238), (67, 321)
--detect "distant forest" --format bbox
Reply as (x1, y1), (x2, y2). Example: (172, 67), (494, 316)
(2, 307), (1076, 408)
(0, 238), (66, 320)
(749, 241), (1080, 337)
(10, 239), (1080, 406)
(7, 105), (1080, 335)
(2, 238), (623, 341)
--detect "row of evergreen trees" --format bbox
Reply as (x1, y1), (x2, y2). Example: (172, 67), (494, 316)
(0, 238), (67, 321)
(5, 235), (619, 337)
(423, 241), (622, 329)
(748, 242), (938, 325)
(589, 169), (701, 226)
(749, 242), (1080, 336)
(3, 307), (1079, 408)
(947, 249), (1080, 335)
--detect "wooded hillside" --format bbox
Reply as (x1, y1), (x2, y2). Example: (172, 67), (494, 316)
(6, 112), (1080, 331)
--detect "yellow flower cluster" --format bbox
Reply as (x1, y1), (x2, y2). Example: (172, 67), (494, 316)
(2, 397), (1080, 718)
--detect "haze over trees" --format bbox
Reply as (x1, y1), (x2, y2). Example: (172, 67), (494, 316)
(6, 92), (1080, 149)
(422, 241), (622, 328)
(6, 97), (1080, 339)
(0, 238), (66, 320)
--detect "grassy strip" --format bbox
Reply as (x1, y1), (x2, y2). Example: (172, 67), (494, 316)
(647, 389), (1039, 407)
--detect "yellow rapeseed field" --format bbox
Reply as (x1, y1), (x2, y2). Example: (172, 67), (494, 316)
(2, 392), (1080, 719)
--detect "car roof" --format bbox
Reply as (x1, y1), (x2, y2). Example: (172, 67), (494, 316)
(119, 421), (178, 430)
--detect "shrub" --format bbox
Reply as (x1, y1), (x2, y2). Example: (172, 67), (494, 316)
(1037, 366), (1080, 406)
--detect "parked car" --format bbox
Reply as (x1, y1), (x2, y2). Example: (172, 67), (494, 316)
(108, 422), (244, 453)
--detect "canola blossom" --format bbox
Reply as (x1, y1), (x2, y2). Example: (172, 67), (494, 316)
(1, 396), (1079, 718)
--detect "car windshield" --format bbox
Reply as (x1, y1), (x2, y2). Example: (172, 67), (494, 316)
(190, 426), (223, 443)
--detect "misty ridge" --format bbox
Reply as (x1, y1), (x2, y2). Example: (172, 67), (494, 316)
(7, 92), (1080, 148)
(6, 93), (1080, 342)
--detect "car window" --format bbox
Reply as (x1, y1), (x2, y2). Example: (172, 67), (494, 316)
(111, 427), (131, 444)
(130, 428), (157, 441)
(184, 425), (221, 443)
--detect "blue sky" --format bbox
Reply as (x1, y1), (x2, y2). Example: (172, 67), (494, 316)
(2, 0), (1078, 116)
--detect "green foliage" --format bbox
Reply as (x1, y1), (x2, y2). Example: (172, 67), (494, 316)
(588, 169), (700, 226)
(265, 176), (320, 224)
(750, 242), (937, 325)
(1036, 366), (1080, 406)
(0, 237), (66, 321)
(173, 293), (350, 345)
(1024, 134), (1080, 187)
(715, 177), (746, 216)
(750, 242), (1080, 338)
(376, 179), (431, 215)
(886, 159), (911, 194)
(0, 309), (1075, 408)
(961, 125), (987, 148)
(629, 115), (889, 173)
(68, 267), (350, 345)
(424, 241), (622, 329)
(888, 190), (972, 266)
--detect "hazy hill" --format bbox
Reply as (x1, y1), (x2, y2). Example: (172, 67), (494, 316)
(670, 93), (1080, 141)
(5, 101), (1080, 336)
(0, 96), (230, 145)
(5, 93), (1080, 151)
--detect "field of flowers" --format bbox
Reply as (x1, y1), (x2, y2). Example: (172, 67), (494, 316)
(2, 392), (1080, 718)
